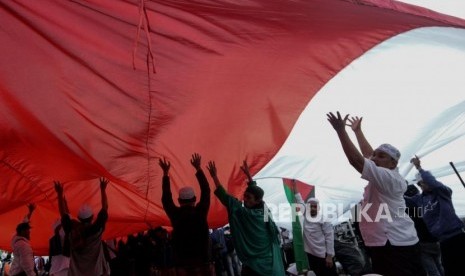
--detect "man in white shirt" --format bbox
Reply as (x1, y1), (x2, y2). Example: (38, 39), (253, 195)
(327, 112), (425, 276)
(9, 203), (37, 276)
(293, 182), (337, 276)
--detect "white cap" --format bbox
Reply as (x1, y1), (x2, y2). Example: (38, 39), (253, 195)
(179, 187), (195, 200)
(376, 143), (401, 161)
(306, 197), (319, 204)
(78, 204), (93, 220)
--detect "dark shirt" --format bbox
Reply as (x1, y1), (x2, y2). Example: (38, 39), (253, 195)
(405, 170), (464, 241)
(162, 170), (210, 266)
(405, 201), (437, 242)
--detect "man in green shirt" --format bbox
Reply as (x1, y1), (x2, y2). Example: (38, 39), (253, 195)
(207, 160), (285, 276)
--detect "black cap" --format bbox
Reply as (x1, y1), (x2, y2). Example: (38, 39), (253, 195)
(16, 222), (31, 233)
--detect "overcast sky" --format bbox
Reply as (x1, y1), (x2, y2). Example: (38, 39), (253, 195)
(399, 0), (465, 19)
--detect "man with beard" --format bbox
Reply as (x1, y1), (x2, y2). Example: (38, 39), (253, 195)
(293, 182), (337, 276)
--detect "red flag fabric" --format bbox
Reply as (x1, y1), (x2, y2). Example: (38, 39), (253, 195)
(1, 0), (465, 254)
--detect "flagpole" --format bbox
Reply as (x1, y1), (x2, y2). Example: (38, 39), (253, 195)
(449, 161), (465, 188)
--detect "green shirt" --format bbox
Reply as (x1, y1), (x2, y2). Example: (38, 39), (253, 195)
(215, 185), (285, 276)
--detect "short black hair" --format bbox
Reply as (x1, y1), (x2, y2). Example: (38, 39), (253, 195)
(405, 184), (419, 197)
(16, 222), (31, 234)
(245, 185), (264, 200)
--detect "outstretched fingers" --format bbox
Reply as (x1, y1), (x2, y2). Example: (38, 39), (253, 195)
(327, 111), (349, 130)
(27, 203), (36, 213)
(100, 177), (109, 189)
(54, 181), (63, 193)
(206, 161), (217, 177)
(348, 116), (362, 131)
(159, 157), (171, 172)
(190, 153), (202, 169)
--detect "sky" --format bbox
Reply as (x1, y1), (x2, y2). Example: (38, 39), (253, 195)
(256, 0), (465, 227)
(399, 0), (465, 20)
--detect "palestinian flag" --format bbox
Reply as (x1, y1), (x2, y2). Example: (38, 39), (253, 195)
(282, 178), (314, 273)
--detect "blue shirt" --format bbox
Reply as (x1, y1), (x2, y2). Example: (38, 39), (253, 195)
(406, 170), (464, 241)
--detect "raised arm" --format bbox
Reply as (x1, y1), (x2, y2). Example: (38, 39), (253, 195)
(411, 156), (444, 190)
(327, 112), (365, 173)
(159, 157), (176, 214)
(191, 153), (210, 211)
(291, 180), (304, 204)
(410, 155), (422, 171)
(207, 160), (235, 209)
(190, 153), (202, 172)
(25, 203), (36, 222)
(63, 195), (70, 214)
(54, 181), (66, 217)
(207, 161), (222, 189)
(100, 177), (109, 212)
(348, 116), (373, 158)
(240, 160), (254, 185)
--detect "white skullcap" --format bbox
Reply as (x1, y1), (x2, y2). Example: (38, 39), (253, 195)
(376, 143), (401, 161)
(306, 197), (319, 204)
(179, 187), (195, 200)
(78, 204), (93, 220)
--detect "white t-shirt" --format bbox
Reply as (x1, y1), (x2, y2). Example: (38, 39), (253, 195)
(359, 158), (418, 246)
(295, 193), (335, 258)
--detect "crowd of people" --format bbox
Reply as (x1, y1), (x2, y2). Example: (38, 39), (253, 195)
(3, 112), (465, 276)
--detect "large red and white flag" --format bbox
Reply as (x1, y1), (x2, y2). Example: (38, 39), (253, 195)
(1, 0), (465, 254)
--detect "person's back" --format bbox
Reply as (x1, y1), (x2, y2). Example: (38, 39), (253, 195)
(48, 221), (70, 276)
(405, 184), (444, 276)
(169, 204), (209, 265)
(65, 214), (108, 275)
(54, 178), (110, 276)
(159, 153), (212, 275)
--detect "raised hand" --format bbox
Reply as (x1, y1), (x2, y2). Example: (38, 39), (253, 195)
(410, 155), (421, 170)
(190, 153), (202, 171)
(27, 203), (36, 214)
(100, 177), (109, 190)
(327, 111), (349, 132)
(207, 161), (217, 177)
(240, 160), (253, 182)
(348, 116), (363, 132)
(54, 181), (64, 194)
(159, 157), (171, 175)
